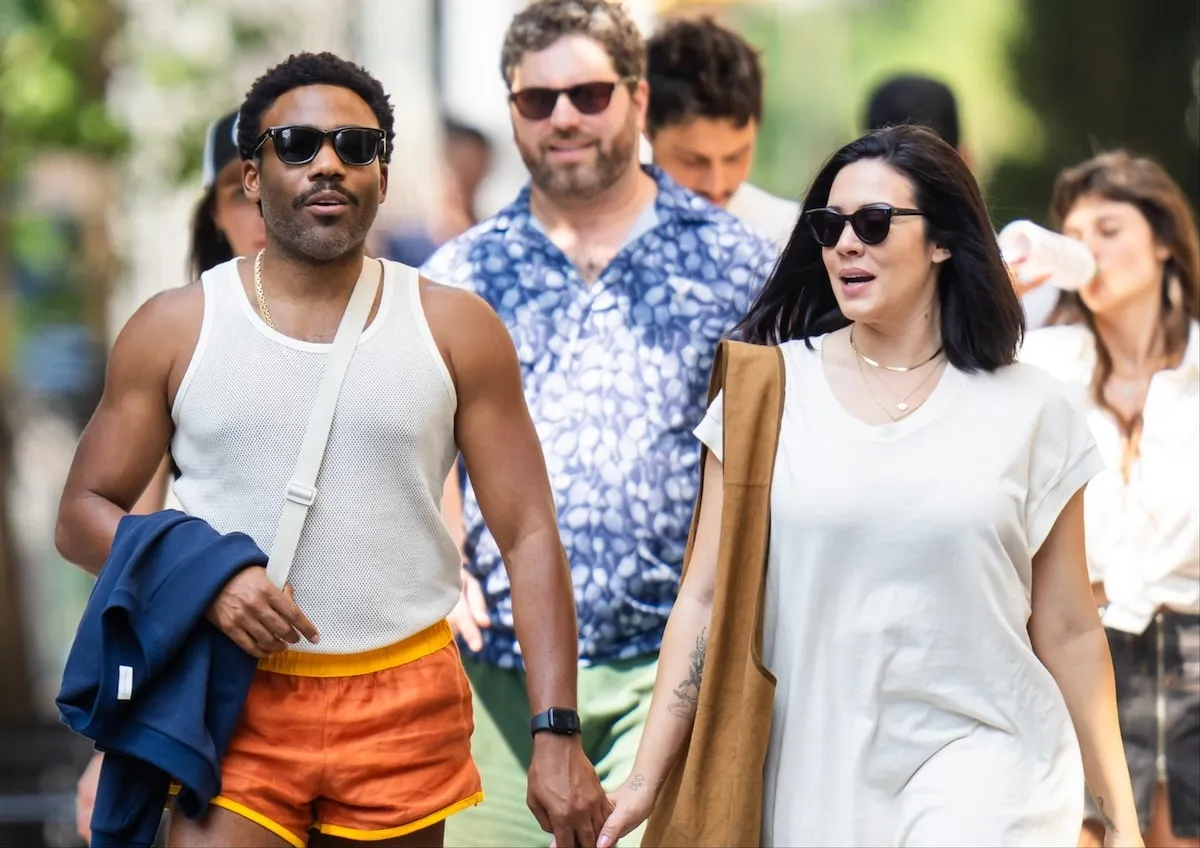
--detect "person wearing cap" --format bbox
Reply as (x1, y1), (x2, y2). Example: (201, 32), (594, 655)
(72, 109), (266, 847)
(189, 110), (269, 280)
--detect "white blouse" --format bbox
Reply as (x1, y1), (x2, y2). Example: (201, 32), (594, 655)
(1020, 321), (1200, 634)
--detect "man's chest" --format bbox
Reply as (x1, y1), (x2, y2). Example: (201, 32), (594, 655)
(489, 262), (742, 372)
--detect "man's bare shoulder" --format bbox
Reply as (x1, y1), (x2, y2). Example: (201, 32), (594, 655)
(418, 276), (509, 343)
(110, 281), (206, 385)
(117, 281), (202, 344)
(417, 276), (515, 384)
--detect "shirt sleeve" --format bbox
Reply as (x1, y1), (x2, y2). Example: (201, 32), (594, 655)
(693, 390), (725, 464)
(419, 240), (475, 293)
(1026, 387), (1105, 555)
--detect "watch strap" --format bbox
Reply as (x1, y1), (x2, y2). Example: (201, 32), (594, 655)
(530, 707), (580, 736)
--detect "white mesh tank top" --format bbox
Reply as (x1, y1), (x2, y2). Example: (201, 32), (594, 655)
(171, 257), (460, 654)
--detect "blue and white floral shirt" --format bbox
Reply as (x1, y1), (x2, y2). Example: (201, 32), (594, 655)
(422, 166), (774, 667)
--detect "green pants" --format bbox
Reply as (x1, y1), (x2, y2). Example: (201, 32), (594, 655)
(444, 654), (657, 848)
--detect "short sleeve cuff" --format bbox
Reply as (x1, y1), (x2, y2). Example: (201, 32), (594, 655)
(1028, 445), (1105, 555)
(693, 390), (725, 464)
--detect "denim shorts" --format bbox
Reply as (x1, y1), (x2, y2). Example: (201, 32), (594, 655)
(1084, 611), (1200, 837)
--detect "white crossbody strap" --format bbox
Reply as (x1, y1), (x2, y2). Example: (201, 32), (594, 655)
(265, 259), (382, 588)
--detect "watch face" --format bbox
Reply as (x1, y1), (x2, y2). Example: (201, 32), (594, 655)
(551, 708), (580, 733)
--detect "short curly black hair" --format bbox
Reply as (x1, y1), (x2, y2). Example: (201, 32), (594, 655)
(645, 16), (762, 136)
(237, 51), (395, 164)
(501, 0), (644, 89)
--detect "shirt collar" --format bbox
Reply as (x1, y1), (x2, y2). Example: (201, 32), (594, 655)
(1179, 320), (1200, 378)
(1109, 319), (1200, 385)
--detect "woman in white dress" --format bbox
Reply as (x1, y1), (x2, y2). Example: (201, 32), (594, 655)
(597, 126), (1141, 847)
(1017, 151), (1200, 848)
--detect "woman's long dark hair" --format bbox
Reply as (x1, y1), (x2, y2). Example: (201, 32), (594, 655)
(1047, 150), (1199, 442)
(734, 125), (1025, 373)
(189, 183), (235, 280)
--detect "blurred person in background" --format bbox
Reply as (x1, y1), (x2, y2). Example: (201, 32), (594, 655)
(1019, 151), (1200, 848)
(599, 125), (1140, 848)
(863, 73), (1060, 330)
(864, 75), (965, 165)
(421, 1), (773, 845)
(440, 117), (494, 236)
(189, 110), (271, 281)
(644, 15), (798, 253)
(383, 116), (494, 267)
(73, 108), (267, 846)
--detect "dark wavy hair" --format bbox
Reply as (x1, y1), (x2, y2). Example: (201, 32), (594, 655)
(188, 184), (233, 280)
(645, 16), (762, 134)
(1048, 150), (1200, 439)
(237, 52), (395, 165)
(735, 125), (1024, 373)
(501, 0), (644, 87)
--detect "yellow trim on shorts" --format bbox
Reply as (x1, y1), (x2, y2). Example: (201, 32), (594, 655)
(209, 795), (306, 848)
(315, 791), (484, 841)
(257, 619), (452, 677)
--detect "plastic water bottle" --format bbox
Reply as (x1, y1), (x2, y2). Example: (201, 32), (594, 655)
(998, 220), (1096, 291)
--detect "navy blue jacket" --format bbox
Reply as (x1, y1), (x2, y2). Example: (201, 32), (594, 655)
(57, 510), (263, 847)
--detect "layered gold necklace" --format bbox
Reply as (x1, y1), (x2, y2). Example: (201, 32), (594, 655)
(850, 327), (945, 419)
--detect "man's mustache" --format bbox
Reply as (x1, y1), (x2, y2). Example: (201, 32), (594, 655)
(293, 183), (360, 209)
(542, 133), (597, 149)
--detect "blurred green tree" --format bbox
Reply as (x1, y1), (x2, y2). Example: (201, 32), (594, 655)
(989, 0), (1200, 224)
(0, 0), (126, 723)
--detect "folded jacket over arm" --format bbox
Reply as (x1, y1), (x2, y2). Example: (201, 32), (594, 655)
(57, 510), (263, 847)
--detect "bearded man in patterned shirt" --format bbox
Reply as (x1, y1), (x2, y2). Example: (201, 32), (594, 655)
(421, 3), (773, 845)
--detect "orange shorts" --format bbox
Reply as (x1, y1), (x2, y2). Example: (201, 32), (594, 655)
(205, 620), (481, 846)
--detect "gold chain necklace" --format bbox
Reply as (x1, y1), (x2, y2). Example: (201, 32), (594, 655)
(856, 355), (905, 421)
(850, 325), (942, 372)
(859, 352), (944, 416)
(253, 249), (275, 330)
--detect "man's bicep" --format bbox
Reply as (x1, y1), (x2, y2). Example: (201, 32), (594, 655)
(62, 300), (179, 511)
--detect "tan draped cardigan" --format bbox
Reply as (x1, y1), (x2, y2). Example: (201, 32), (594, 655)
(644, 339), (785, 848)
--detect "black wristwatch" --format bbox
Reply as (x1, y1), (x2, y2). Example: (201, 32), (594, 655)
(530, 707), (581, 737)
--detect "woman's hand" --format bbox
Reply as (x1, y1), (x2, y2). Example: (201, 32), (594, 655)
(1007, 256), (1053, 298)
(596, 774), (659, 848)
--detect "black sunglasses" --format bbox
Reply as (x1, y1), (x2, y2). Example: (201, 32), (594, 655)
(509, 77), (637, 121)
(252, 125), (387, 167)
(804, 205), (924, 247)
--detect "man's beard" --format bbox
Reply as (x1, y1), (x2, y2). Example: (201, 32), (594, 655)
(519, 115), (638, 202)
(260, 183), (379, 264)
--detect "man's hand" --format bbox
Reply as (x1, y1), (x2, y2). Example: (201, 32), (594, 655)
(75, 751), (103, 845)
(528, 734), (611, 848)
(206, 566), (319, 658)
(448, 570), (490, 652)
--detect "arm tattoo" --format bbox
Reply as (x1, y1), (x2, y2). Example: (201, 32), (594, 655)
(1093, 795), (1118, 834)
(667, 628), (708, 720)
(629, 774), (646, 791)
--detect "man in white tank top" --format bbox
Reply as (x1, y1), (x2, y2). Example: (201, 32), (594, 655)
(56, 52), (608, 848)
